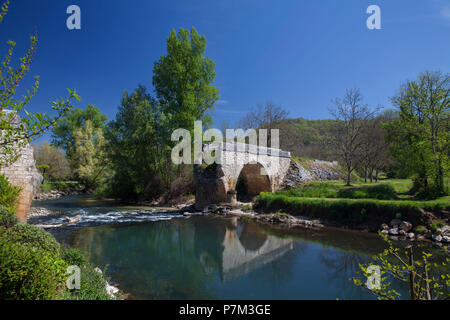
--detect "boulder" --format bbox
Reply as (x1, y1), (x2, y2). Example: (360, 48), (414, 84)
(442, 236), (450, 243)
(407, 233), (415, 239)
(389, 219), (402, 228)
(432, 234), (443, 242)
(388, 228), (399, 235)
(398, 230), (407, 236)
(399, 221), (413, 232)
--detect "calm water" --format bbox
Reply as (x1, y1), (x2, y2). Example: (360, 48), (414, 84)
(31, 196), (444, 300)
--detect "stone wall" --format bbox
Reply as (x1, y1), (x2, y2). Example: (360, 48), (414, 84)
(1, 111), (42, 222)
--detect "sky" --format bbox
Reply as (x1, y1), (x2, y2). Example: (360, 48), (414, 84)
(1, 0), (449, 141)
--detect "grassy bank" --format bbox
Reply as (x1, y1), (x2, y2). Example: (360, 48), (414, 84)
(254, 180), (449, 231)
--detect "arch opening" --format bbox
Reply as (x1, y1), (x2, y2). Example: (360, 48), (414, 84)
(235, 162), (271, 202)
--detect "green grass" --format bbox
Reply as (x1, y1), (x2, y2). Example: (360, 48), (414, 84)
(276, 181), (398, 200)
(254, 179), (449, 229)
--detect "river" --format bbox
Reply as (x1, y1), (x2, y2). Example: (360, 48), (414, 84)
(30, 195), (446, 300)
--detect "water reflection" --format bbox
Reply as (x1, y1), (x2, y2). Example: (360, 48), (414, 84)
(47, 208), (448, 300)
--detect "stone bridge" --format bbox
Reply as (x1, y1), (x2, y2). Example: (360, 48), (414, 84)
(194, 142), (291, 209)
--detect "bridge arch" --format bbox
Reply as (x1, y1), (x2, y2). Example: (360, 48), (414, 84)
(235, 162), (272, 201)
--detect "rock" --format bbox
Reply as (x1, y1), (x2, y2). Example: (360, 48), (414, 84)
(381, 230), (389, 235)
(417, 235), (426, 241)
(442, 236), (450, 243)
(440, 225), (450, 235)
(432, 234), (443, 242)
(381, 223), (389, 231)
(388, 227), (399, 235)
(182, 212), (191, 216)
(389, 219), (402, 228)
(399, 221), (413, 232)
(94, 267), (102, 274)
(105, 283), (119, 297)
(398, 230), (407, 236)
(281, 161), (314, 188)
(407, 233), (415, 239)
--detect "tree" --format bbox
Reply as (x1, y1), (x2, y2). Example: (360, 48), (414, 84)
(51, 104), (107, 160)
(0, 0), (79, 167)
(71, 120), (107, 190)
(360, 117), (390, 182)
(104, 86), (173, 199)
(153, 27), (219, 133)
(385, 71), (449, 197)
(238, 101), (289, 144)
(329, 89), (378, 186)
(352, 233), (450, 300)
(33, 142), (71, 181)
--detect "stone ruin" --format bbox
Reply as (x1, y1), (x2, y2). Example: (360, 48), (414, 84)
(0, 111), (42, 222)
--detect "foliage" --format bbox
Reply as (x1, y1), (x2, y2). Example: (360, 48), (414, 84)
(60, 248), (112, 300)
(33, 142), (71, 181)
(51, 104), (107, 160)
(0, 0), (80, 168)
(352, 233), (450, 300)
(71, 119), (107, 189)
(413, 225), (428, 235)
(385, 71), (449, 198)
(104, 85), (174, 199)
(2, 223), (61, 254)
(153, 27), (219, 131)
(0, 173), (21, 211)
(0, 204), (18, 228)
(0, 228), (67, 300)
(430, 221), (445, 233)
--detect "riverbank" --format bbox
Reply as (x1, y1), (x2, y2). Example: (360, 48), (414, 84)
(250, 180), (449, 245)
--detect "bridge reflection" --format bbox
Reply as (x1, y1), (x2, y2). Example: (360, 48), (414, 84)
(218, 217), (294, 281)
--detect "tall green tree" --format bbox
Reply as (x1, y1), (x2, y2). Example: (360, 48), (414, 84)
(51, 104), (107, 160)
(385, 71), (449, 196)
(104, 86), (173, 199)
(0, 0), (79, 167)
(153, 27), (219, 133)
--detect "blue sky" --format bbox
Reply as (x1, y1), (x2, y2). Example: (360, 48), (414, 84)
(1, 0), (449, 138)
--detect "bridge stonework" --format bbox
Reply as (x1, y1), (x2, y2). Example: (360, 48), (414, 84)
(194, 142), (291, 210)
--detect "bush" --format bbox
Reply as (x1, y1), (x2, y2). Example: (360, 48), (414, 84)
(0, 174), (21, 212)
(60, 248), (112, 300)
(0, 232), (67, 300)
(61, 248), (88, 267)
(3, 224), (61, 255)
(430, 221), (445, 233)
(0, 205), (19, 228)
(414, 225), (428, 235)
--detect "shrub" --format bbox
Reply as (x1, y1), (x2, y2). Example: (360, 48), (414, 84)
(0, 174), (21, 212)
(0, 232), (67, 300)
(60, 248), (113, 300)
(413, 225), (428, 234)
(430, 221), (445, 233)
(61, 248), (88, 267)
(0, 205), (19, 228)
(3, 224), (61, 255)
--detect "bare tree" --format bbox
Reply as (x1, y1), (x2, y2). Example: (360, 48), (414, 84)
(238, 101), (289, 146)
(360, 117), (389, 182)
(329, 89), (379, 186)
